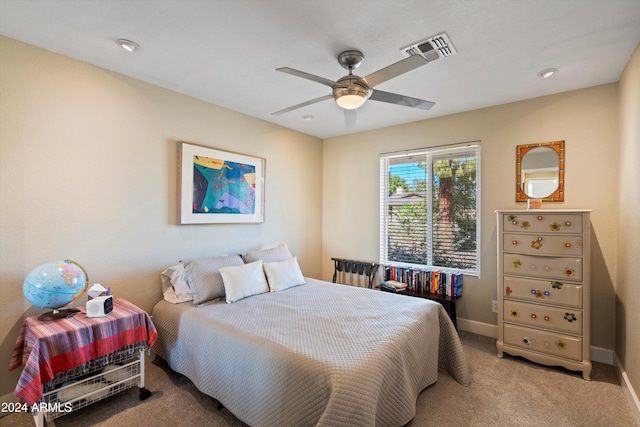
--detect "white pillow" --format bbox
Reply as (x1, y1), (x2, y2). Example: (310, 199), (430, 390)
(160, 264), (193, 303)
(219, 260), (269, 303)
(263, 257), (306, 292)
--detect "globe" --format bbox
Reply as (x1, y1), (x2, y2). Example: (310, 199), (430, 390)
(23, 260), (88, 317)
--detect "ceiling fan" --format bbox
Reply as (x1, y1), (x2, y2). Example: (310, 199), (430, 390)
(272, 49), (435, 128)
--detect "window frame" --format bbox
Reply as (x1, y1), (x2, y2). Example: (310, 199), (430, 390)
(379, 143), (481, 277)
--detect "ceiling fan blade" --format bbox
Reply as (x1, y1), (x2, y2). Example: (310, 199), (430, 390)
(272, 94), (333, 115)
(369, 89), (435, 110)
(364, 54), (428, 88)
(277, 67), (337, 88)
(344, 109), (356, 129)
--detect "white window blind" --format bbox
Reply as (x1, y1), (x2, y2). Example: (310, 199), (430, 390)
(380, 143), (480, 275)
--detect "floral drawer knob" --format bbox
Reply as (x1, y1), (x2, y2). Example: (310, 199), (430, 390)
(551, 282), (563, 289)
(506, 287), (513, 296)
(549, 222), (561, 231)
(563, 268), (575, 277)
(532, 289), (544, 299)
(510, 309), (520, 319)
(555, 340), (567, 350)
(513, 259), (522, 269)
(531, 239), (542, 250)
(564, 312), (577, 323)
(521, 221), (531, 230)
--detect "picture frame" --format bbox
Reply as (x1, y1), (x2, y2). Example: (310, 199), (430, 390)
(178, 141), (265, 224)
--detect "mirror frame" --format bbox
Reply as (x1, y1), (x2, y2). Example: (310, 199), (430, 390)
(516, 140), (564, 202)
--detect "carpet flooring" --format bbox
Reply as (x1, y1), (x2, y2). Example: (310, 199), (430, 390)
(1, 331), (637, 426)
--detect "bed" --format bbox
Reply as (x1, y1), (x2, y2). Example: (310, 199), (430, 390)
(152, 245), (469, 426)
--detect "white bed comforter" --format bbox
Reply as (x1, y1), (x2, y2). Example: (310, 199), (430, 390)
(152, 278), (469, 427)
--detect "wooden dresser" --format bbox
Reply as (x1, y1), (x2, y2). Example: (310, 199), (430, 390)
(496, 210), (591, 380)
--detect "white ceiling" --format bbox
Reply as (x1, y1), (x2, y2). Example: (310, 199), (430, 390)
(1, 0), (639, 139)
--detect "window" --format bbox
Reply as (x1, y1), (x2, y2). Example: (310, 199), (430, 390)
(379, 143), (480, 276)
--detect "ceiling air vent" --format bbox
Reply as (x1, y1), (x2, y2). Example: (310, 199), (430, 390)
(400, 32), (457, 61)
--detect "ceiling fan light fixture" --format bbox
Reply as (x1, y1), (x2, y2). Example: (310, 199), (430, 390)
(336, 93), (366, 110)
(333, 75), (371, 110)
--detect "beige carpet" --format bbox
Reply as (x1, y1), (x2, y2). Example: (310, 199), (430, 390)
(1, 331), (637, 427)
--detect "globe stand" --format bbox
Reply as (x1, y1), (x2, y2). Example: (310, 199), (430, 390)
(38, 308), (81, 321)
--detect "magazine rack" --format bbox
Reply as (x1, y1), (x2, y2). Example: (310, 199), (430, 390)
(331, 258), (380, 289)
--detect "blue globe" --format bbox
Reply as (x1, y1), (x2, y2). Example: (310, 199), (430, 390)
(23, 260), (88, 310)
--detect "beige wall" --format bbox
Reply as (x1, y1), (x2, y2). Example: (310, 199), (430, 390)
(617, 44), (640, 401)
(322, 84), (620, 350)
(0, 36), (323, 398)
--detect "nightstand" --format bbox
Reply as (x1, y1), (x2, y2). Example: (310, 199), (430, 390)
(9, 298), (157, 426)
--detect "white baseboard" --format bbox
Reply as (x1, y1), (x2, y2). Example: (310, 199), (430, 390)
(457, 317), (497, 338)
(591, 345), (614, 365)
(457, 318), (614, 365)
(615, 353), (640, 426)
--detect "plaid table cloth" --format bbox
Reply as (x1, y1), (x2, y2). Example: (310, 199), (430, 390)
(9, 299), (157, 405)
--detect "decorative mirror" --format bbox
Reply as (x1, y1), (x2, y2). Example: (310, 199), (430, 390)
(516, 140), (564, 202)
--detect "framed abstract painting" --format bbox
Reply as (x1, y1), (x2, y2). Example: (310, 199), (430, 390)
(178, 141), (265, 224)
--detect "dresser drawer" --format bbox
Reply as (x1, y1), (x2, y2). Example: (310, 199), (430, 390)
(502, 213), (583, 234)
(504, 300), (582, 334)
(503, 253), (582, 281)
(504, 276), (582, 308)
(504, 323), (582, 361)
(503, 233), (583, 256)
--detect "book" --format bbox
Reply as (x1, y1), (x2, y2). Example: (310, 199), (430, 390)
(381, 281), (407, 292)
(382, 264), (463, 297)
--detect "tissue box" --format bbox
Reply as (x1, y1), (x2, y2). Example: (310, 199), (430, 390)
(87, 283), (110, 300)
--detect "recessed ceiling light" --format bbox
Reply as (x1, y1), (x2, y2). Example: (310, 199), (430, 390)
(302, 115), (314, 121)
(116, 39), (139, 52)
(537, 68), (558, 78)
